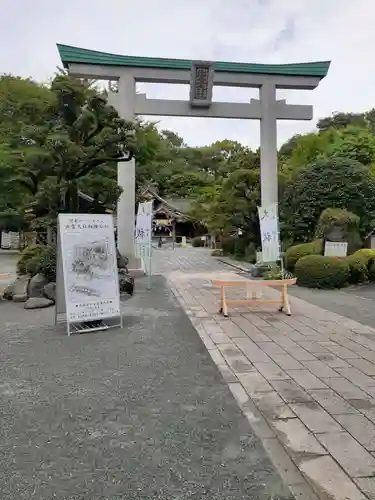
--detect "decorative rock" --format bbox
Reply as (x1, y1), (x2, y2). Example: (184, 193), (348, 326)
(24, 297), (54, 309)
(10, 276), (30, 302)
(118, 269), (134, 296)
(29, 273), (49, 298)
(116, 249), (129, 270)
(3, 283), (14, 300)
(43, 282), (56, 302)
(251, 263), (269, 278)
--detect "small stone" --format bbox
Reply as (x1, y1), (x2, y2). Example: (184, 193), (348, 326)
(43, 282), (56, 302)
(29, 273), (49, 298)
(9, 275), (29, 301)
(24, 297), (54, 309)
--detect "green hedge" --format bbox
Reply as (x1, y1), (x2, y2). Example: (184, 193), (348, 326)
(295, 255), (349, 289)
(345, 249), (375, 284)
(285, 240), (323, 272)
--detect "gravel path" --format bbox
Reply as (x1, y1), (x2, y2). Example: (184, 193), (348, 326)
(0, 276), (292, 500)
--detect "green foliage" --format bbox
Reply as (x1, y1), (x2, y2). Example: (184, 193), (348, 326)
(315, 208), (362, 254)
(36, 245), (57, 281)
(285, 240), (323, 272)
(281, 157), (375, 243)
(263, 265), (294, 280)
(17, 244), (56, 279)
(17, 244), (44, 275)
(327, 126), (375, 166)
(345, 249), (375, 284)
(191, 236), (205, 247)
(295, 255), (349, 289)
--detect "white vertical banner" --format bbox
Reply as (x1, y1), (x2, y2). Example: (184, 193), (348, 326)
(135, 200), (153, 288)
(258, 203), (281, 263)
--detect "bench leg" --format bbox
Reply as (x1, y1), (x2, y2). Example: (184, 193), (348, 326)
(280, 285), (291, 316)
(219, 286), (224, 314)
(222, 288), (229, 318)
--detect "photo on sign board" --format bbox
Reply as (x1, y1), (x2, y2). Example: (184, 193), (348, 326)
(68, 238), (115, 301)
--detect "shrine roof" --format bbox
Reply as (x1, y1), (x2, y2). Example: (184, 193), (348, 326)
(57, 44), (330, 79)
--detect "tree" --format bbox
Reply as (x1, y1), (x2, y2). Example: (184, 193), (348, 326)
(280, 157), (375, 244)
(13, 74), (136, 215)
(317, 112), (368, 132)
(327, 125), (375, 165)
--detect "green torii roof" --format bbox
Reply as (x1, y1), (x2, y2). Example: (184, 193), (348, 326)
(57, 44), (330, 79)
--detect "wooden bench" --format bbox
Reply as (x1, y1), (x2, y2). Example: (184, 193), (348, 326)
(212, 278), (296, 317)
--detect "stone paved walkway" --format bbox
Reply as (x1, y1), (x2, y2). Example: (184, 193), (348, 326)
(155, 248), (375, 500)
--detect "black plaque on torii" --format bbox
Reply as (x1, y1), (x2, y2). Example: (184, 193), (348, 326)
(189, 61), (214, 108)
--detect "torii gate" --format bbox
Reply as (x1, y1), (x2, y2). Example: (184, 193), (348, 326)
(57, 44), (330, 267)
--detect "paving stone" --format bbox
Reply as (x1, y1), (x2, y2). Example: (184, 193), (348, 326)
(335, 366), (375, 392)
(325, 344), (361, 359)
(237, 371), (274, 398)
(252, 391), (296, 421)
(231, 316), (272, 342)
(209, 332), (232, 345)
(261, 437), (309, 487)
(308, 388), (358, 415)
(256, 341), (286, 357)
(233, 337), (271, 363)
(336, 413), (375, 452)
(269, 353), (304, 370)
(290, 402), (343, 434)
(271, 380), (313, 403)
(296, 340), (331, 355)
(208, 348), (226, 365)
(218, 343), (254, 373)
(216, 363), (238, 383)
(254, 361), (291, 381)
(315, 353), (351, 368)
(323, 377), (370, 400)
(286, 369), (328, 390)
(228, 382), (250, 407)
(355, 477), (375, 500)
(273, 418), (327, 456)
(272, 334), (299, 347)
(300, 456), (367, 500)
(317, 431), (375, 478)
(242, 406), (276, 439)
(219, 321), (247, 338)
(282, 345), (317, 361)
(301, 359), (340, 379)
(349, 358), (375, 376)
(287, 482), (320, 500)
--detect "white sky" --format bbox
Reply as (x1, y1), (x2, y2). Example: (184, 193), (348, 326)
(1, 0), (374, 149)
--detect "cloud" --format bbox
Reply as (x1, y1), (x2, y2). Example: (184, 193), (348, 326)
(0, 0), (375, 150)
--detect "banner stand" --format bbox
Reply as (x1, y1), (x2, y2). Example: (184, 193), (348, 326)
(135, 200), (153, 291)
(55, 214), (123, 336)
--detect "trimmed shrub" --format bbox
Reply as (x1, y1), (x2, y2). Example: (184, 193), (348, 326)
(315, 208), (362, 255)
(17, 244), (56, 280)
(191, 236), (205, 247)
(17, 244), (45, 275)
(211, 249), (223, 257)
(295, 255), (349, 289)
(37, 245), (57, 281)
(285, 240), (323, 272)
(345, 249), (375, 284)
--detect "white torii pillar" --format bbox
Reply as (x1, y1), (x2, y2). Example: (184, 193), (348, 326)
(259, 82), (278, 207)
(107, 76), (139, 269)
